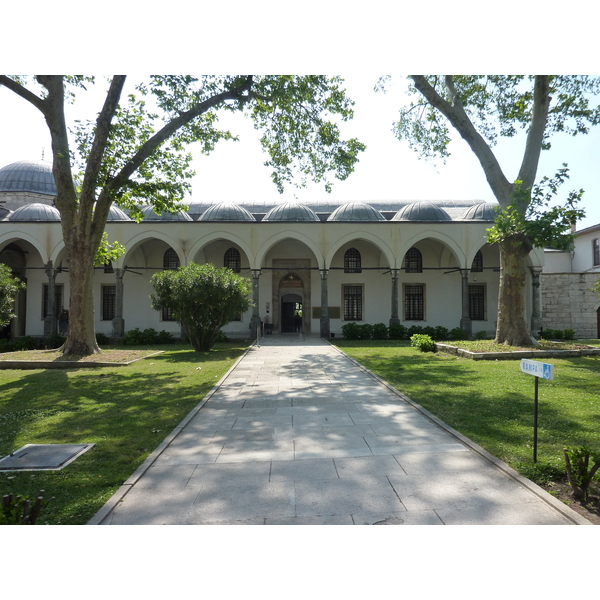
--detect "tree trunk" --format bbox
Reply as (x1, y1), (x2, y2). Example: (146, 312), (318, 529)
(495, 235), (538, 347)
(60, 243), (101, 356)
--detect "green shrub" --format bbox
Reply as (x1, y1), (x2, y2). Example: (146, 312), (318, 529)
(214, 330), (228, 343)
(410, 333), (437, 353)
(122, 328), (144, 345)
(475, 330), (489, 340)
(46, 334), (66, 349)
(407, 325), (424, 337)
(342, 322), (361, 340)
(563, 329), (576, 341)
(96, 332), (109, 346)
(0, 490), (54, 525)
(433, 326), (449, 341)
(422, 326), (436, 338)
(0, 338), (15, 353)
(388, 323), (408, 340)
(371, 323), (388, 340)
(542, 328), (562, 340)
(563, 446), (600, 502)
(14, 336), (35, 351)
(450, 327), (468, 341)
(357, 324), (374, 340)
(157, 330), (175, 344)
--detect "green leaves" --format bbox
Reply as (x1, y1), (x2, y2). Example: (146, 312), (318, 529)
(486, 165), (585, 249)
(93, 232), (126, 267)
(0, 264), (26, 328)
(150, 263), (251, 352)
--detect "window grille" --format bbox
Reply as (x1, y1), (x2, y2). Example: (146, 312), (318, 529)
(343, 285), (363, 321)
(42, 284), (63, 319)
(404, 248), (422, 273)
(224, 247), (241, 272)
(594, 239), (600, 266)
(102, 285), (116, 321)
(469, 284), (485, 320)
(404, 284), (424, 320)
(163, 248), (180, 270)
(471, 250), (483, 272)
(344, 248), (362, 273)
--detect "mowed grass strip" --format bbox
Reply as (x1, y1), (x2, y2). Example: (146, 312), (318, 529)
(0, 343), (248, 525)
(333, 340), (600, 484)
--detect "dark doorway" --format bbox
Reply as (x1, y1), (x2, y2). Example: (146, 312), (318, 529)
(281, 293), (302, 333)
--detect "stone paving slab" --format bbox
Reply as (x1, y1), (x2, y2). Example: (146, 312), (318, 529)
(91, 335), (591, 526)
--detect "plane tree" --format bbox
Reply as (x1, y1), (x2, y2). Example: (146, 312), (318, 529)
(390, 75), (600, 346)
(0, 75), (365, 355)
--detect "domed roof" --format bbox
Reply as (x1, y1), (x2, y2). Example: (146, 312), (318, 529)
(106, 205), (132, 221)
(0, 160), (57, 196)
(459, 202), (498, 221)
(199, 202), (256, 222)
(392, 201), (451, 221)
(263, 202), (320, 222)
(9, 203), (61, 221)
(139, 204), (192, 221)
(327, 202), (385, 222)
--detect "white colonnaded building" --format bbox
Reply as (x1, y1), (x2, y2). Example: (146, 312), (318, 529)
(1, 159), (558, 342)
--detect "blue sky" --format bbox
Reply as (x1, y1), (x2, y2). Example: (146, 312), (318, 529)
(2, 75), (599, 230)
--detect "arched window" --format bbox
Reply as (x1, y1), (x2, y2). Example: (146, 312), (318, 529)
(471, 250), (483, 272)
(344, 248), (362, 273)
(163, 248), (180, 270)
(404, 247), (422, 273)
(224, 247), (241, 273)
(593, 239), (600, 266)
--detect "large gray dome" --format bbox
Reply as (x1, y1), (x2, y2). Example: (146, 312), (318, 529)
(392, 201), (451, 222)
(0, 160), (57, 196)
(263, 202), (320, 222)
(327, 202), (385, 222)
(459, 202), (498, 221)
(9, 203), (61, 221)
(199, 202), (256, 222)
(139, 204), (192, 221)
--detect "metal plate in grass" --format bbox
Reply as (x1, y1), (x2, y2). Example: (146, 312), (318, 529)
(0, 443), (94, 471)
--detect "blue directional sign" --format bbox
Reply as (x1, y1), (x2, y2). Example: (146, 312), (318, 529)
(520, 359), (555, 380)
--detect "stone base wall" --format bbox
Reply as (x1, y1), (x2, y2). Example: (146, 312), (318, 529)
(541, 272), (600, 338)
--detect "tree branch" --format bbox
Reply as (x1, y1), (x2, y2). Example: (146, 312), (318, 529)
(517, 75), (551, 189)
(0, 76), (47, 113)
(411, 75), (512, 205)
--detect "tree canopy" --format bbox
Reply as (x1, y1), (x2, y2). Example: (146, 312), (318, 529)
(388, 75), (600, 345)
(0, 263), (26, 329)
(0, 75), (366, 354)
(151, 262), (251, 351)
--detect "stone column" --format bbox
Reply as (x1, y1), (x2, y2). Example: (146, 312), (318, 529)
(389, 269), (400, 327)
(530, 268), (542, 336)
(44, 261), (57, 337)
(112, 268), (125, 338)
(459, 269), (472, 338)
(320, 268), (330, 339)
(250, 269), (262, 339)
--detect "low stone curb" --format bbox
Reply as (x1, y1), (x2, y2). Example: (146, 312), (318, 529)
(436, 343), (600, 361)
(87, 344), (255, 525)
(327, 340), (592, 525)
(0, 351), (165, 369)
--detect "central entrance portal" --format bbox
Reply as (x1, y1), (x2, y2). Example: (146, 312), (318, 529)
(281, 294), (303, 333)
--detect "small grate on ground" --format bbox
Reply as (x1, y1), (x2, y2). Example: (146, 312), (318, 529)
(0, 444), (94, 471)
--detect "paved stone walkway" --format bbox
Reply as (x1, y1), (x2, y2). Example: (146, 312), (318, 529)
(90, 335), (590, 525)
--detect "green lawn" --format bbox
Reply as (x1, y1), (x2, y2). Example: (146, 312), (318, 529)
(0, 343), (248, 525)
(333, 340), (600, 484)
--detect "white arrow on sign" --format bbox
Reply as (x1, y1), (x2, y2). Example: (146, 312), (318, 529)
(520, 359), (555, 380)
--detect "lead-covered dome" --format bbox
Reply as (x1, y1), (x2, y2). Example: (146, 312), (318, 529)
(327, 201), (385, 222)
(9, 203), (61, 221)
(459, 202), (498, 221)
(106, 206), (132, 221)
(263, 202), (319, 222)
(199, 202), (256, 222)
(139, 204), (192, 221)
(0, 160), (57, 196)
(392, 201), (451, 221)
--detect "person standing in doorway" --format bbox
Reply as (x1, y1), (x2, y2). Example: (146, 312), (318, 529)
(294, 311), (302, 333)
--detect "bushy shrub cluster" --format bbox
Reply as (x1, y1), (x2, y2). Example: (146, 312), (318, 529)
(122, 328), (175, 345)
(410, 334), (437, 353)
(540, 328), (576, 340)
(0, 336), (37, 353)
(342, 322), (465, 341)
